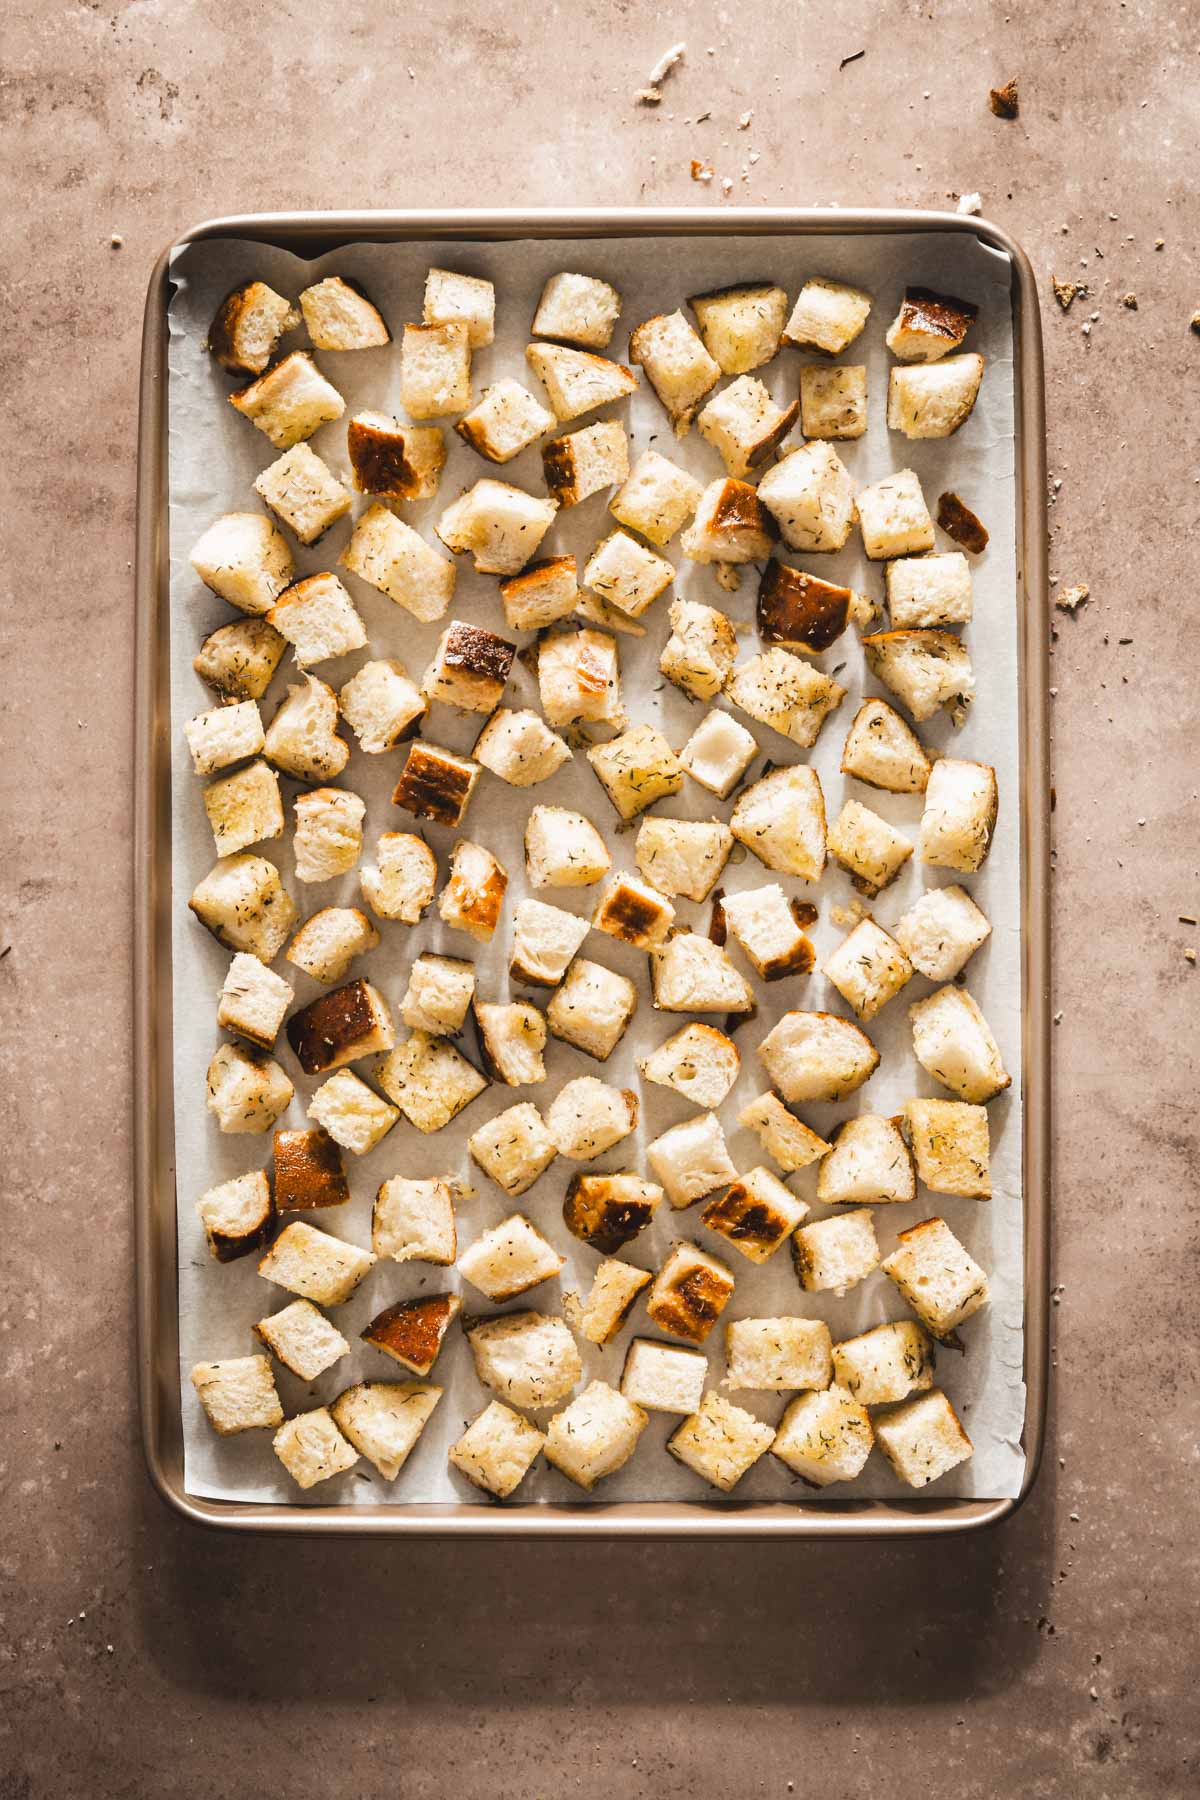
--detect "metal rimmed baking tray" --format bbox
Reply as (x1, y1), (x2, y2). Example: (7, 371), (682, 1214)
(135, 208), (1049, 1536)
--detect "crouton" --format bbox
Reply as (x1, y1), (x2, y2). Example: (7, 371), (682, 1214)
(536, 627), (623, 727)
(287, 907), (379, 985)
(525, 342), (638, 421)
(400, 321), (472, 418)
(531, 271), (622, 348)
(422, 623), (516, 717)
(475, 1001), (547, 1087)
(547, 958), (637, 1061)
(456, 379), (555, 464)
(330, 1382), (441, 1482)
(840, 697), (931, 794)
(543, 420), (629, 506)
(191, 1356), (283, 1435)
(545, 1380), (647, 1488)
(400, 953), (475, 1036)
(273, 1126), (350, 1212)
(833, 1320), (935, 1408)
(651, 932), (754, 1014)
(459, 1212), (564, 1301)
(799, 363), (868, 439)
(423, 267), (495, 347)
(757, 562), (863, 657)
(667, 1391), (775, 1491)
(338, 659), (426, 753)
(307, 1068), (400, 1156)
(874, 1389), (973, 1487)
(864, 630), (975, 726)
(209, 280), (299, 375)
(185, 699), (265, 777)
(583, 530), (674, 621)
(724, 1314), (831, 1389)
(919, 757), (998, 870)
(291, 788), (366, 887)
(730, 765), (827, 880)
(194, 617), (287, 702)
(469, 1101), (557, 1197)
(645, 1241), (736, 1344)
(688, 282), (788, 373)
(620, 1339), (707, 1414)
(883, 1215), (991, 1333)
(189, 853), (296, 962)
(782, 278), (872, 354)
(286, 978), (394, 1076)
(720, 884), (815, 981)
(189, 512), (294, 616)
(546, 1076), (638, 1161)
(359, 832), (438, 924)
(391, 741), (481, 828)
(587, 724), (684, 820)
(818, 1113), (915, 1206)
(888, 354), (984, 439)
(634, 818), (732, 902)
(464, 1311), (582, 1411)
(757, 1009), (879, 1103)
(253, 444), (352, 545)
(262, 675), (349, 781)
(792, 1209), (880, 1296)
(894, 884), (991, 982)
(610, 449), (703, 546)
(525, 805), (611, 888)
(449, 1401), (546, 1499)
(698, 376), (800, 478)
(680, 477), (776, 563)
(436, 478), (557, 576)
(196, 1168), (275, 1263)
(756, 441), (855, 553)
(255, 1299), (350, 1382)
(771, 1385), (874, 1486)
(376, 1031), (488, 1133)
(629, 309), (721, 434)
(936, 490), (989, 554)
(229, 351), (345, 448)
(701, 1167), (809, 1263)
(726, 647), (846, 749)
(827, 800), (913, 897)
(886, 552), (973, 628)
(499, 555), (580, 631)
(647, 1111), (738, 1210)
(362, 1293), (462, 1378)
(855, 469), (936, 560)
(298, 275), (388, 350)
(737, 1092), (830, 1173)
(563, 1259), (652, 1347)
(659, 598), (737, 701)
(434, 840), (506, 945)
(885, 287), (977, 362)
(562, 1171), (662, 1252)
(679, 709), (759, 799)
(346, 412), (446, 500)
(509, 897), (591, 988)
(340, 502), (457, 622)
(259, 1219), (376, 1306)
(591, 871), (675, 950)
(638, 1019), (739, 1107)
(909, 987), (1010, 1104)
(218, 952), (294, 1048)
(372, 1175), (457, 1264)
(273, 1407), (358, 1487)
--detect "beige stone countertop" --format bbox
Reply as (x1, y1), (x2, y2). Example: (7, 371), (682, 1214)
(1, 2), (1196, 1795)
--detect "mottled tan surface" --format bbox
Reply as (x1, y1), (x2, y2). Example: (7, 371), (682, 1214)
(2, 1), (1196, 1795)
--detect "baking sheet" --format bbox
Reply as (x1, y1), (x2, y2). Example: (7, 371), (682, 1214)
(167, 228), (1025, 1506)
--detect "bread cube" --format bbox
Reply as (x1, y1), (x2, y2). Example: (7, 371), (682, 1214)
(889, 354), (984, 440)
(937, 488), (989, 553)
(546, 1076), (637, 1161)
(400, 321), (471, 418)
(438, 839), (507, 944)
(307, 1068), (400, 1156)
(338, 659), (426, 754)
(330, 1382), (442, 1481)
(190, 512), (294, 616)
(639, 1022), (739, 1110)
(423, 266), (495, 347)
(689, 282), (788, 373)
(340, 502), (456, 623)
(886, 552), (973, 628)
(499, 555), (579, 631)
(531, 271), (621, 348)
(543, 419), (629, 506)
(255, 1299), (350, 1382)
(645, 1242), (736, 1344)
(659, 598), (737, 702)
(610, 449), (702, 547)
(292, 787), (365, 884)
(823, 916), (913, 1022)
(546, 958), (637, 1061)
(634, 819), (733, 904)
(196, 1168), (275, 1263)
(273, 1127), (350, 1212)
(772, 1385), (873, 1486)
(194, 617), (287, 703)
(720, 884), (815, 981)
(629, 309), (720, 434)
(792, 1209), (880, 1296)
(509, 897), (591, 988)
(346, 412), (446, 501)
(254, 444), (351, 545)
(465, 1311), (582, 1410)
(731, 764), (827, 879)
(882, 1216), (990, 1335)
(886, 287), (977, 362)
(799, 363), (868, 439)
(190, 852), (296, 962)
(298, 275), (388, 350)
(391, 741), (481, 828)
(782, 278), (872, 354)
(536, 627), (623, 728)
(587, 724), (684, 821)
(817, 1114), (912, 1209)
(209, 280), (299, 375)
(855, 469), (935, 561)
(361, 1293), (462, 1377)
(400, 953), (475, 1036)
(263, 675), (349, 782)
(545, 1380), (647, 1489)
(697, 376), (799, 479)
(287, 907), (380, 984)
(229, 351), (345, 449)
(218, 952), (293, 1048)
(457, 379), (555, 464)
(563, 1259), (652, 1346)
(841, 697), (931, 794)
(191, 1356), (283, 1435)
(273, 1407), (358, 1487)
(203, 759), (285, 857)
(475, 1001), (547, 1087)
(436, 478), (557, 577)
(667, 1391), (775, 1491)
(727, 648), (846, 751)
(894, 884), (991, 982)
(756, 442), (855, 554)
(680, 709), (758, 799)
(832, 1320), (935, 1408)
(680, 477), (776, 563)
(650, 933), (754, 1014)
(737, 1092), (830, 1173)
(873, 1389), (973, 1487)
(460, 1212), (563, 1301)
(205, 1040), (294, 1133)
(620, 1339), (707, 1414)
(258, 1219), (376, 1305)
(286, 978), (394, 1075)
(756, 563), (853, 657)
(449, 1401), (546, 1498)
(647, 1111), (737, 1210)
(563, 1171), (662, 1254)
(525, 805), (611, 888)
(184, 699), (264, 778)
(372, 1174), (457, 1264)
(864, 630), (975, 728)
(525, 342), (638, 421)
(920, 758), (998, 870)
(724, 1315), (832, 1390)
(758, 1009), (879, 1104)
(701, 1166), (809, 1264)
(469, 1101), (557, 1197)
(583, 531), (674, 622)
(359, 832), (438, 923)
(910, 987), (1010, 1104)
(376, 1031), (488, 1133)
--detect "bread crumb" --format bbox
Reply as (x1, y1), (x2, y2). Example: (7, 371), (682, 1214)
(720, 176), (734, 195)
(1056, 583), (1089, 612)
(648, 40), (686, 84)
(1122, 292), (1138, 309)
(1185, 948), (1197, 965)
(634, 87), (662, 105)
(1052, 278), (1080, 310)
(956, 192), (983, 215)
(988, 78), (1019, 118)
(691, 159), (714, 183)
(110, 232), (124, 249)
(737, 109), (753, 129)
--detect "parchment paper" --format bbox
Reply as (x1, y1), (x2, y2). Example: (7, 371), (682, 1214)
(168, 226), (1026, 1506)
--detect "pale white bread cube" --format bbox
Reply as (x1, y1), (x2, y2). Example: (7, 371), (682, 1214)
(436, 478), (557, 577)
(191, 1356), (283, 1436)
(465, 1310), (582, 1410)
(423, 621), (516, 713)
(855, 469), (936, 561)
(832, 1320), (935, 1409)
(229, 351), (345, 448)
(864, 630), (975, 727)
(756, 562), (864, 656)
(476, 1000), (547, 1086)
(449, 1401), (545, 1498)
(372, 1175), (457, 1265)
(680, 477), (776, 563)
(562, 1259), (652, 1346)
(209, 279), (300, 375)
(818, 1113), (915, 1205)
(346, 412), (446, 501)
(758, 1009), (879, 1104)
(731, 764), (827, 880)
(645, 1241), (736, 1345)
(536, 628), (623, 728)
(340, 502), (456, 623)
(469, 1101), (557, 1197)
(638, 1022), (739, 1110)
(823, 916), (913, 1022)
(359, 832), (438, 923)
(647, 1111), (738, 1210)
(698, 376), (799, 478)
(543, 419), (629, 506)
(263, 674), (349, 782)
(629, 309), (721, 435)
(458, 1212), (564, 1302)
(873, 1388), (973, 1487)
(198, 753), (279, 856)
(255, 1299), (350, 1382)
(724, 1315), (832, 1390)
(782, 277), (872, 354)
(547, 958), (637, 1061)
(338, 659), (426, 753)
(772, 1384), (874, 1487)
(307, 1068), (399, 1155)
(881, 1215), (990, 1335)
(437, 840), (507, 944)
(194, 617), (287, 702)
(391, 742), (481, 829)
(650, 933), (754, 1014)
(680, 708), (759, 799)
(841, 697), (932, 794)
(889, 354), (984, 440)
(525, 805), (612, 888)
(610, 449), (703, 546)
(793, 1208), (881, 1295)
(298, 275), (388, 350)
(737, 1092), (830, 1173)
(400, 320), (472, 418)
(273, 1407), (358, 1487)
(287, 906), (379, 984)
(545, 1380), (648, 1489)
(726, 646), (846, 749)
(799, 363), (868, 439)
(189, 853), (296, 962)
(756, 441), (855, 554)
(285, 978), (394, 1076)
(196, 1168), (274, 1263)
(583, 531), (674, 621)
(401, 953), (475, 1035)
(532, 271), (621, 349)
(894, 884), (991, 982)
(546, 1076), (638, 1161)
(525, 342), (638, 421)
(919, 757), (998, 870)
(423, 266), (495, 347)
(499, 555), (580, 631)
(259, 1219), (376, 1305)
(376, 1031), (488, 1133)
(886, 551), (973, 628)
(909, 986), (1009, 1104)
(330, 1381), (441, 1481)
(562, 1171), (662, 1253)
(668, 1391), (775, 1491)
(620, 1339), (707, 1414)
(720, 884), (815, 981)
(189, 512), (293, 616)
(886, 286), (977, 362)
(592, 872), (676, 951)
(218, 952), (293, 1048)
(634, 818), (733, 902)
(688, 282), (789, 374)
(701, 1167), (809, 1264)
(509, 897), (591, 987)
(253, 443), (352, 545)
(660, 598), (737, 701)
(292, 787), (366, 886)
(184, 699), (265, 777)
(457, 379), (555, 464)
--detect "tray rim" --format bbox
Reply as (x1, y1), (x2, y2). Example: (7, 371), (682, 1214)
(134, 206), (1050, 1538)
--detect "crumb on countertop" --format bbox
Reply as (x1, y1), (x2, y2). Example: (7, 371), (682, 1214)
(1056, 583), (1090, 613)
(988, 77), (1019, 118)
